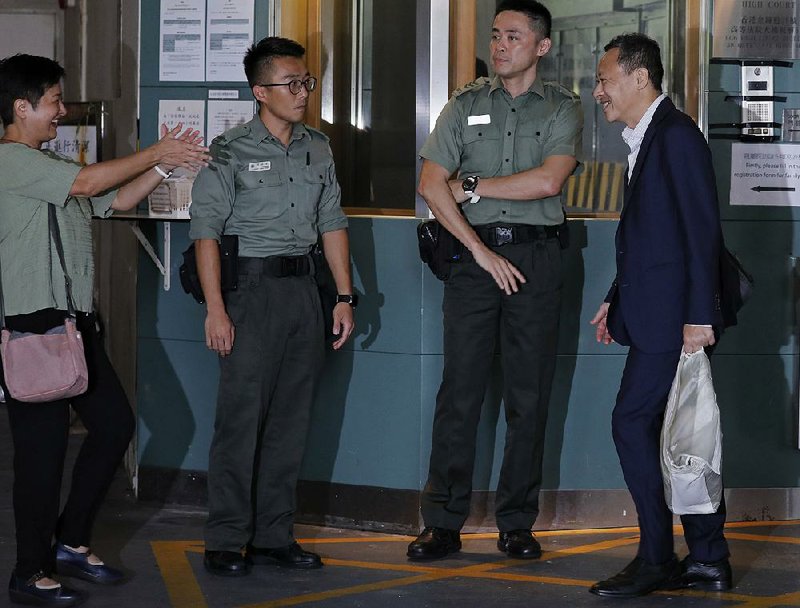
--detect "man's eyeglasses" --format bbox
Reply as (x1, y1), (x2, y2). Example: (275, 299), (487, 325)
(257, 77), (317, 95)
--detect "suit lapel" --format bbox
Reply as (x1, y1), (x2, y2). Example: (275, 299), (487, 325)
(622, 97), (675, 219)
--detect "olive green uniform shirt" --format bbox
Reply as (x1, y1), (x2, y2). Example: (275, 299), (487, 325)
(190, 115), (348, 257)
(420, 76), (583, 226)
(0, 143), (116, 316)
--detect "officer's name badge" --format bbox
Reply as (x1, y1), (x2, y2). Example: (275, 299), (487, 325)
(467, 115), (491, 125)
(248, 161), (272, 171)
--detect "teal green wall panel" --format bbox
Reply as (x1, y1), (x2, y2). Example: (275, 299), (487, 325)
(714, 355), (800, 487)
(137, 338), (217, 470)
(136, 212), (800, 490)
(301, 351), (423, 489)
(137, 222), (206, 342)
(346, 218), (423, 354)
(713, 222), (799, 357)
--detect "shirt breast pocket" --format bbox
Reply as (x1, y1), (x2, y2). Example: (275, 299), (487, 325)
(516, 121), (548, 169)
(461, 124), (501, 174)
(301, 166), (326, 216)
(236, 170), (286, 219)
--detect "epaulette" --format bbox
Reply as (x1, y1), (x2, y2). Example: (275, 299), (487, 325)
(452, 77), (491, 98)
(213, 123), (251, 146)
(545, 81), (581, 101)
(304, 124), (331, 143)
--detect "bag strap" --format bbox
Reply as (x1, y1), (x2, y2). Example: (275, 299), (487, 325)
(48, 205), (77, 317)
(0, 205), (76, 329)
(0, 242), (5, 328)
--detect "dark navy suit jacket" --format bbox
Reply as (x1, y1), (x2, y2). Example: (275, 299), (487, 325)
(606, 97), (723, 354)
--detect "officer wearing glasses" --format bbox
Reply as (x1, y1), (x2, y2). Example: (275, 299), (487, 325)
(190, 36), (355, 576)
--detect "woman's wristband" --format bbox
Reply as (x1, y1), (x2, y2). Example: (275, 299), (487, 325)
(154, 165), (173, 179)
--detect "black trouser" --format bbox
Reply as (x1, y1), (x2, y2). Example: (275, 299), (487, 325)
(205, 261), (324, 551)
(613, 346), (729, 564)
(1, 309), (135, 580)
(421, 236), (563, 532)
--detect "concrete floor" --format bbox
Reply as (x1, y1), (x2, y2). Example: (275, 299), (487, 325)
(1, 405), (799, 607)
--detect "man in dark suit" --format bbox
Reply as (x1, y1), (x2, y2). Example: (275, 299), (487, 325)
(588, 33), (732, 597)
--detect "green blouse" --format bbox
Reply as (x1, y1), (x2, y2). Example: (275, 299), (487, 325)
(0, 142), (117, 316)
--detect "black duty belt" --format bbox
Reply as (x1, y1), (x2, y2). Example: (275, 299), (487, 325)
(239, 255), (312, 277)
(475, 224), (559, 247)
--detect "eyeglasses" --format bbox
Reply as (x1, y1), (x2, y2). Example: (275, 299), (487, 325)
(257, 77), (317, 95)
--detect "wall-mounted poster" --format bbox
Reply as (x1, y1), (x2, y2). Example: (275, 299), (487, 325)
(206, 0), (254, 81)
(160, 0), (206, 81)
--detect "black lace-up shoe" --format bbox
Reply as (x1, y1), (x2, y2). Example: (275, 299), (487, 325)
(203, 550), (251, 576)
(671, 556), (732, 591)
(8, 570), (86, 607)
(406, 527), (461, 560)
(590, 555), (680, 597)
(497, 530), (542, 559)
(246, 542), (323, 569)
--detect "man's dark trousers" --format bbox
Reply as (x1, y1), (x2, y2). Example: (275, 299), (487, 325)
(205, 262), (324, 551)
(421, 236), (562, 532)
(613, 345), (729, 565)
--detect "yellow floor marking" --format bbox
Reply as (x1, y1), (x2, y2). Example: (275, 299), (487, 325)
(151, 521), (800, 608)
(545, 535), (640, 557)
(239, 560), (520, 608)
(151, 540), (208, 608)
(294, 520), (800, 546)
(238, 572), (457, 608)
(725, 520), (800, 529)
(725, 532), (800, 545)
(725, 590), (800, 608)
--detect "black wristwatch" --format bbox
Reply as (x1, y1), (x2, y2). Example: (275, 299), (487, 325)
(462, 175), (480, 195)
(336, 294), (358, 307)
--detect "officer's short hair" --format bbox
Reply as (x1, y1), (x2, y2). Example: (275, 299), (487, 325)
(495, 0), (551, 40)
(0, 54), (64, 127)
(244, 37), (306, 88)
(604, 33), (664, 93)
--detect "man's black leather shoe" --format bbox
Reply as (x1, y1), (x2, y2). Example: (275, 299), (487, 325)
(247, 543), (322, 569)
(671, 556), (732, 591)
(54, 543), (124, 585)
(497, 530), (542, 559)
(203, 550), (251, 577)
(589, 556), (680, 598)
(407, 527), (461, 560)
(8, 571), (86, 607)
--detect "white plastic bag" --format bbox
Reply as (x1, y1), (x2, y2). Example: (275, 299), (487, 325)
(660, 350), (723, 515)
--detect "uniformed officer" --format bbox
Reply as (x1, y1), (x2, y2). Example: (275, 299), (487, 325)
(190, 36), (355, 576)
(408, 0), (582, 560)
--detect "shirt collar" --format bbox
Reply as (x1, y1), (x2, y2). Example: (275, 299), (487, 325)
(621, 93), (666, 150)
(247, 114), (309, 144)
(489, 75), (545, 99)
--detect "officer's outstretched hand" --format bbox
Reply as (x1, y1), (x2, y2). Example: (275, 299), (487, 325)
(471, 245), (526, 295)
(331, 303), (355, 350)
(206, 308), (235, 356)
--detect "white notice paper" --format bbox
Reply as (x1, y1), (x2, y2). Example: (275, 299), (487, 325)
(207, 100), (254, 143)
(160, 0), (206, 82)
(206, 0), (255, 81)
(158, 99), (206, 138)
(730, 142), (800, 207)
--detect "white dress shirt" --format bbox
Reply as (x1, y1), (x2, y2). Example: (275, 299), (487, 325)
(621, 93), (666, 180)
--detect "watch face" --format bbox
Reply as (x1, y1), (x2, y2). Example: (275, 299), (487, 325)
(462, 176), (478, 193)
(336, 294), (358, 306)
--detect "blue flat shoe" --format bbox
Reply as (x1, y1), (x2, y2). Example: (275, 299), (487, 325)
(54, 543), (124, 585)
(8, 570), (85, 606)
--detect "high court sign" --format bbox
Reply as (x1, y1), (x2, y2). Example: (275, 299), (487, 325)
(714, 0), (800, 58)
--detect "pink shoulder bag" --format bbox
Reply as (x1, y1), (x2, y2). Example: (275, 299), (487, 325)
(0, 205), (89, 403)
